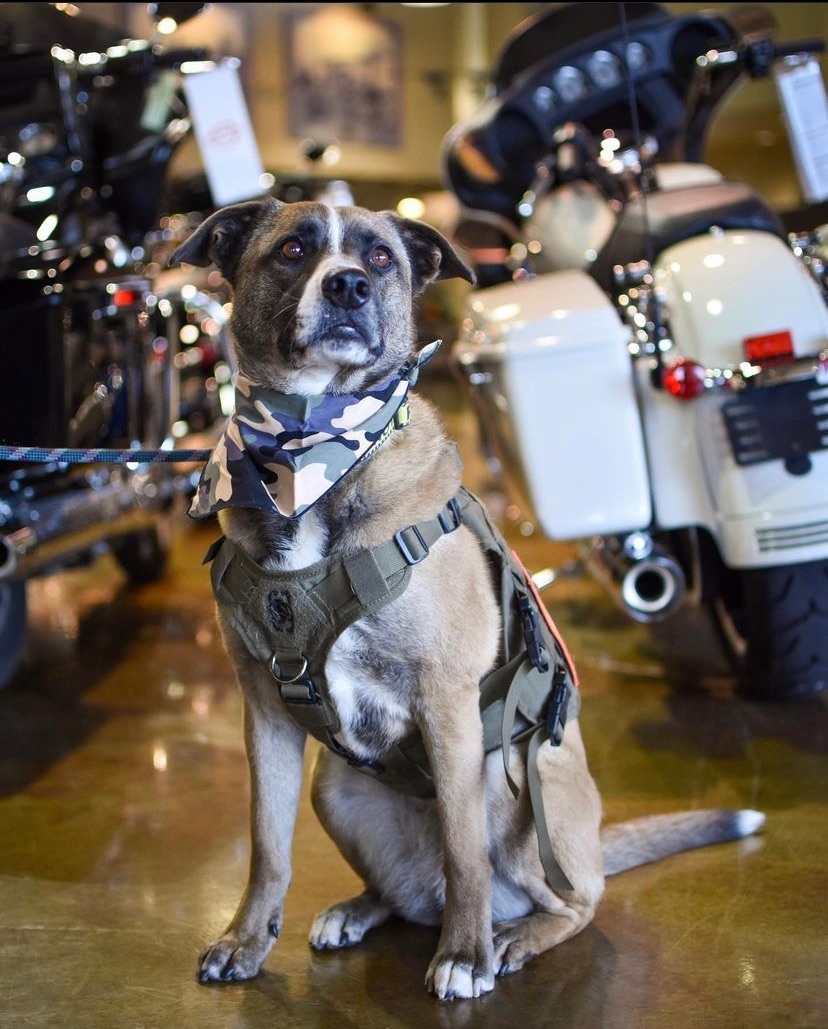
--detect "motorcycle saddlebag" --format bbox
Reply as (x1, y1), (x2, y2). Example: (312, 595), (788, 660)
(453, 269), (652, 540)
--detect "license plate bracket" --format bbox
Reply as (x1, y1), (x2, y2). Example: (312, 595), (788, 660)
(722, 377), (828, 471)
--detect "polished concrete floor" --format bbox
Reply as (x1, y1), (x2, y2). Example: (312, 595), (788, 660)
(1, 376), (826, 1029)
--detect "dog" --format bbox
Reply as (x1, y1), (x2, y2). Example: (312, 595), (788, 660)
(170, 197), (764, 1002)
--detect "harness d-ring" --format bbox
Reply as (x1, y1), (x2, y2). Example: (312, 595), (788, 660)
(269, 654), (308, 684)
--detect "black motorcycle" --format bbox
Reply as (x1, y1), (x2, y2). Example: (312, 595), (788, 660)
(0, 2), (236, 686)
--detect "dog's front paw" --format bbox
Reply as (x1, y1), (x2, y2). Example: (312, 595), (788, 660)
(309, 892), (392, 950)
(493, 922), (536, 976)
(425, 951), (495, 1001)
(197, 931), (274, 983)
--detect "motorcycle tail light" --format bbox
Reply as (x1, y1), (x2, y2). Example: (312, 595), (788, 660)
(662, 357), (707, 399)
(743, 329), (794, 364)
(113, 288), (142, 308)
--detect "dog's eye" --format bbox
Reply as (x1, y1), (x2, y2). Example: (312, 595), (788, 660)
(369, 246), (393, 270)
(281, 239), (304, 261)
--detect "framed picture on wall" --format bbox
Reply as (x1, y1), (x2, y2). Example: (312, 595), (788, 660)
(284, 6), (403, 148)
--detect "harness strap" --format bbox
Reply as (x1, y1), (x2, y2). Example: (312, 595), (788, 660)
(458, 493), (578, 892)
(206, 485), (579, 894)
(527, 723), (573, 891)
(206, 493), (467, 760)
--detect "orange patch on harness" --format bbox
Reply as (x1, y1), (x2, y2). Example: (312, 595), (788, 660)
(511, 549), (579, 687)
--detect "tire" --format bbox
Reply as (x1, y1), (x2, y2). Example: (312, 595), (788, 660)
(0, 580), (27, 687)
(110, 518), (171, 585)
(648, 530), (828, 700)
(725, 560), (828, 701)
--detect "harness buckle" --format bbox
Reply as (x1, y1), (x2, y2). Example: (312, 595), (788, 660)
(394, 524), (429, 564)
(517, 591), (550, 672)
(545, 667), (570, 747)
(437, 496), (462, 534)
(280, 678), (322, 705)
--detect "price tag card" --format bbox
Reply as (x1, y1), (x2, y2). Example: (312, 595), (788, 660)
(182, 62), (266, 206)
(774, 54), (828, 204)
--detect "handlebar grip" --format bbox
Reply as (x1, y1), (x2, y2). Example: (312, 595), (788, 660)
(773, 39), (826, 59)
(744, 37), (825, 78)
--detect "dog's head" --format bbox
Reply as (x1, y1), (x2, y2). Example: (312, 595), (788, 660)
(170, 198), (475, 394)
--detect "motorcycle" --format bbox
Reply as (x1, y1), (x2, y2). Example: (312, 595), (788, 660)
(0, 2), (238, 687)
(443, 1), (828, 701)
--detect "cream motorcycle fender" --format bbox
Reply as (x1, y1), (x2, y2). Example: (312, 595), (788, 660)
(645, 228), (828, 569)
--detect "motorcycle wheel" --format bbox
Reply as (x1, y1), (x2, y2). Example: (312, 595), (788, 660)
(714, 559), (828, 701)
(650, 530), (828, 700)
(0, 580), (27, 687)
(110, 518), (171, 586)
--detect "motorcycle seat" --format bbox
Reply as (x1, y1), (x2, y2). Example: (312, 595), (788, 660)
(590, 180), (786, 291)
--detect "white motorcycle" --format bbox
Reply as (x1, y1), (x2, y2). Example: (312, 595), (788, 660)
(443, 1), (828, 700)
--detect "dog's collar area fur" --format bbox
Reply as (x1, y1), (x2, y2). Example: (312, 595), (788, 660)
(189, 340), (441, 520)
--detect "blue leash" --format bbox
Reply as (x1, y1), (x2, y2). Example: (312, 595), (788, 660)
(0, 445), (211, 464)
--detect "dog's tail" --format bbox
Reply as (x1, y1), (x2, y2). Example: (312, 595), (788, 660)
(600, 808), (765, 876)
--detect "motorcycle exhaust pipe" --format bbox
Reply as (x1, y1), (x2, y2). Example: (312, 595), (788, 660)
(0, 468), (182, 583)
(620, 551), (687, 622)
(584, 533), (687, 624)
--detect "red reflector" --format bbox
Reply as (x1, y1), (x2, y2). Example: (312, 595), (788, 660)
(743, 330), (793, 364)
(113, 289), (141, 308)
(662, 357), (707, 400)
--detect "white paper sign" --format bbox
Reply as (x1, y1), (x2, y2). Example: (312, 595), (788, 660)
(182, 63), (266, 206)
(774, 54), (828, 205)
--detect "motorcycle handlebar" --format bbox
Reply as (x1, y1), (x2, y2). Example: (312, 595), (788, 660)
(708, 37), (826, 79)
(442, 3), (828, 225)
(72, 42), (214, 78)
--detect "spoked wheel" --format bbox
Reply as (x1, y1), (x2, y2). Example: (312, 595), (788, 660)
(0, 580), (27, 688)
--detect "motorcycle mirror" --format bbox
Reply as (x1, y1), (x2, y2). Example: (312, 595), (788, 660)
(147, 3), (209, 32)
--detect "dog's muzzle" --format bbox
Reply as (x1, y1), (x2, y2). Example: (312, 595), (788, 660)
(322, 268), (370, 310)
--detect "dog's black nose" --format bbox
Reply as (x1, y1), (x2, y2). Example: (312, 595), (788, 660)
(322, 268), (370, 309)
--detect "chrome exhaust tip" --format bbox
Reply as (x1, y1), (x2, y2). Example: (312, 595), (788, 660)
(620, 552), (686, 623)
(584, 532), (687, 624)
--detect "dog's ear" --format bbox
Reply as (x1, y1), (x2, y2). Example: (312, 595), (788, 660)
(389, 215), (477, 294)
(169, 199), (280, 284)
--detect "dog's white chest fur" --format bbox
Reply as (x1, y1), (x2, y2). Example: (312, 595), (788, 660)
(278, 511), (415, 760)
(278, 510), (328, 571)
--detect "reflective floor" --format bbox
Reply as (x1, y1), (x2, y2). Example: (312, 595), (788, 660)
(1, 376), (825, 1029)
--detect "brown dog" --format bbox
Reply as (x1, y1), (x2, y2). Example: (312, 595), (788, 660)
(171, 198), (764, 1001)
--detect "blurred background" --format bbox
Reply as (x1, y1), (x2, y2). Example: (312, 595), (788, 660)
(1, 8), (826, 1027)
(11, 2), (826, 227)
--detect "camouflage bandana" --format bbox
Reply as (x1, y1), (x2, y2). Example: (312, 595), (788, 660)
(189, 340), (441, 520)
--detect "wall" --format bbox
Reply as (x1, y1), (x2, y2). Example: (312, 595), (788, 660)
(123, 2), (537, 207)
(88, 3), (828, 216)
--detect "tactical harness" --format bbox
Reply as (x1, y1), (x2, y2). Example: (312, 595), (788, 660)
(204, 485), (580, 892)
